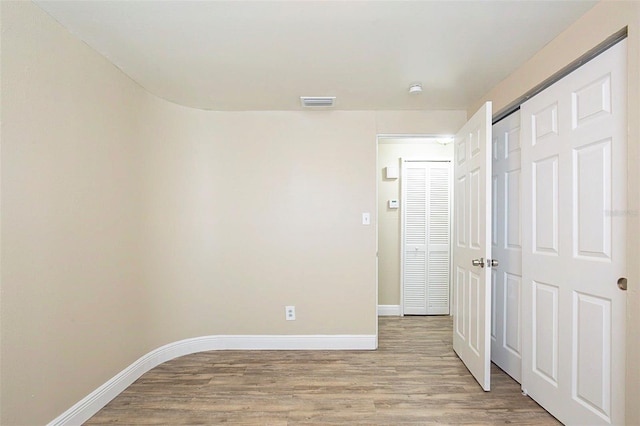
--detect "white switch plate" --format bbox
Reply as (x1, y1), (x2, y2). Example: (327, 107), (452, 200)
(285, 305), (296, 321)
(362, 212), (371, 225)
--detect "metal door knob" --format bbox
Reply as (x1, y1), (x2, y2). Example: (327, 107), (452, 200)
(472, 258), (485, 268)
(617, 277), (627, 291)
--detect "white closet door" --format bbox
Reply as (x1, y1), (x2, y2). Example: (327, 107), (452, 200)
(521, 40), (627, 425)
(452, 102), (493, 391)
(491, 111), (523, 382)
(402, 161), (451, 315)
(426, 163), (451, 315)
(403, 163), (428, 315)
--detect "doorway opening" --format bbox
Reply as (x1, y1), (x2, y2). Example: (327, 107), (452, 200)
(376, 135), (454, 317)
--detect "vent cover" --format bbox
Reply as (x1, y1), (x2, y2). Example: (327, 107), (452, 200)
(300, 96), (336, 108)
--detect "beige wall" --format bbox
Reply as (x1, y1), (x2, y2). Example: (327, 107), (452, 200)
(377, 139), (456, 306)
(373, 110), (466, 135)
(1, 2), (151, 424)
(137, 104), (381, 340)
(472, 2), (640, 423)
(0, 2), (466, 424)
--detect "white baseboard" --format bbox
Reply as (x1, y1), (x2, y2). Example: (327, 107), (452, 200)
(378, 305), (402, 316)
(48, 334), (376, 426)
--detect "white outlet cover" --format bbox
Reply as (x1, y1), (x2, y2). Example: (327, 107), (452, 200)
(285, 305), (295, 320)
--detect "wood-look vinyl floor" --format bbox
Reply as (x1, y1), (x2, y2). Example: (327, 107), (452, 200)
(85, 316), (560, 425)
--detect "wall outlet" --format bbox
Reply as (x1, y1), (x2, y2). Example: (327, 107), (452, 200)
(285, 305), (296, 321)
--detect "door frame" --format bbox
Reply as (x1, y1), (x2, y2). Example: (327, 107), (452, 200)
(376, 135), (454, 318)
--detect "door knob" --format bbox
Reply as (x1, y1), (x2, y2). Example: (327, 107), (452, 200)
(472, 258), (485, 268)
(617, 277), (627, 291)
(488, 259), (499, 267)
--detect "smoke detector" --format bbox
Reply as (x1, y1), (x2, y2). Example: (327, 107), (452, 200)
(300, 96), (336, 108)
(408, 83), (423, 94)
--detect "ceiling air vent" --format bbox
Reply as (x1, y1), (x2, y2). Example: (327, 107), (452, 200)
(300, 96), (336, 108)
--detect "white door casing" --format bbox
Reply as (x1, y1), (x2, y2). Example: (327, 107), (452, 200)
(491, 111), (523, 382)
(402, 161), (451, 315)
(452, 102), (493, 391)
(521, 40), (627, 425)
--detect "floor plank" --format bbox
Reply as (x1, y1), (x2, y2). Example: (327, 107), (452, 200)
(85, 316), (559, 425)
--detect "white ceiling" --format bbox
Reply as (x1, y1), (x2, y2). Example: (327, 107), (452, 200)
(35, 1), (597, 111)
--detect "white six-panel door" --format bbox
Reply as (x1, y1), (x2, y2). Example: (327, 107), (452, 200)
(402, 161), (451, 315)
(452, 102), (493, 391)
(491, 111), (523, 382)
(521, 40), (627, 424)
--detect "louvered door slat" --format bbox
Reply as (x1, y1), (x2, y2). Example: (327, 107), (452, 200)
(405, 168), (427, 245)
(427, 251), (450, 313)
(429, 167), (450, 246)
(403, 251), (427, 314)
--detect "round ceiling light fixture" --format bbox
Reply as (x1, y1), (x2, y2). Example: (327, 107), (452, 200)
(408, 83), (423, 94)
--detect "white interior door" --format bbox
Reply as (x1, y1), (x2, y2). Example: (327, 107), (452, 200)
(521, 40), (627, 425)
(490, 111), (523, 382)
(452, 102), (493, 391)
(402, 161), (451, 315)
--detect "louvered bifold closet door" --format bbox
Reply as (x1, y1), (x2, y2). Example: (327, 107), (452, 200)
(426, 164), (451, 314)
(403, 165), (428, 314)
(402, 161), (451, 315)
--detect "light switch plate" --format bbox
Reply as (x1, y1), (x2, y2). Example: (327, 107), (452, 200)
(362, 212), (371, 225)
